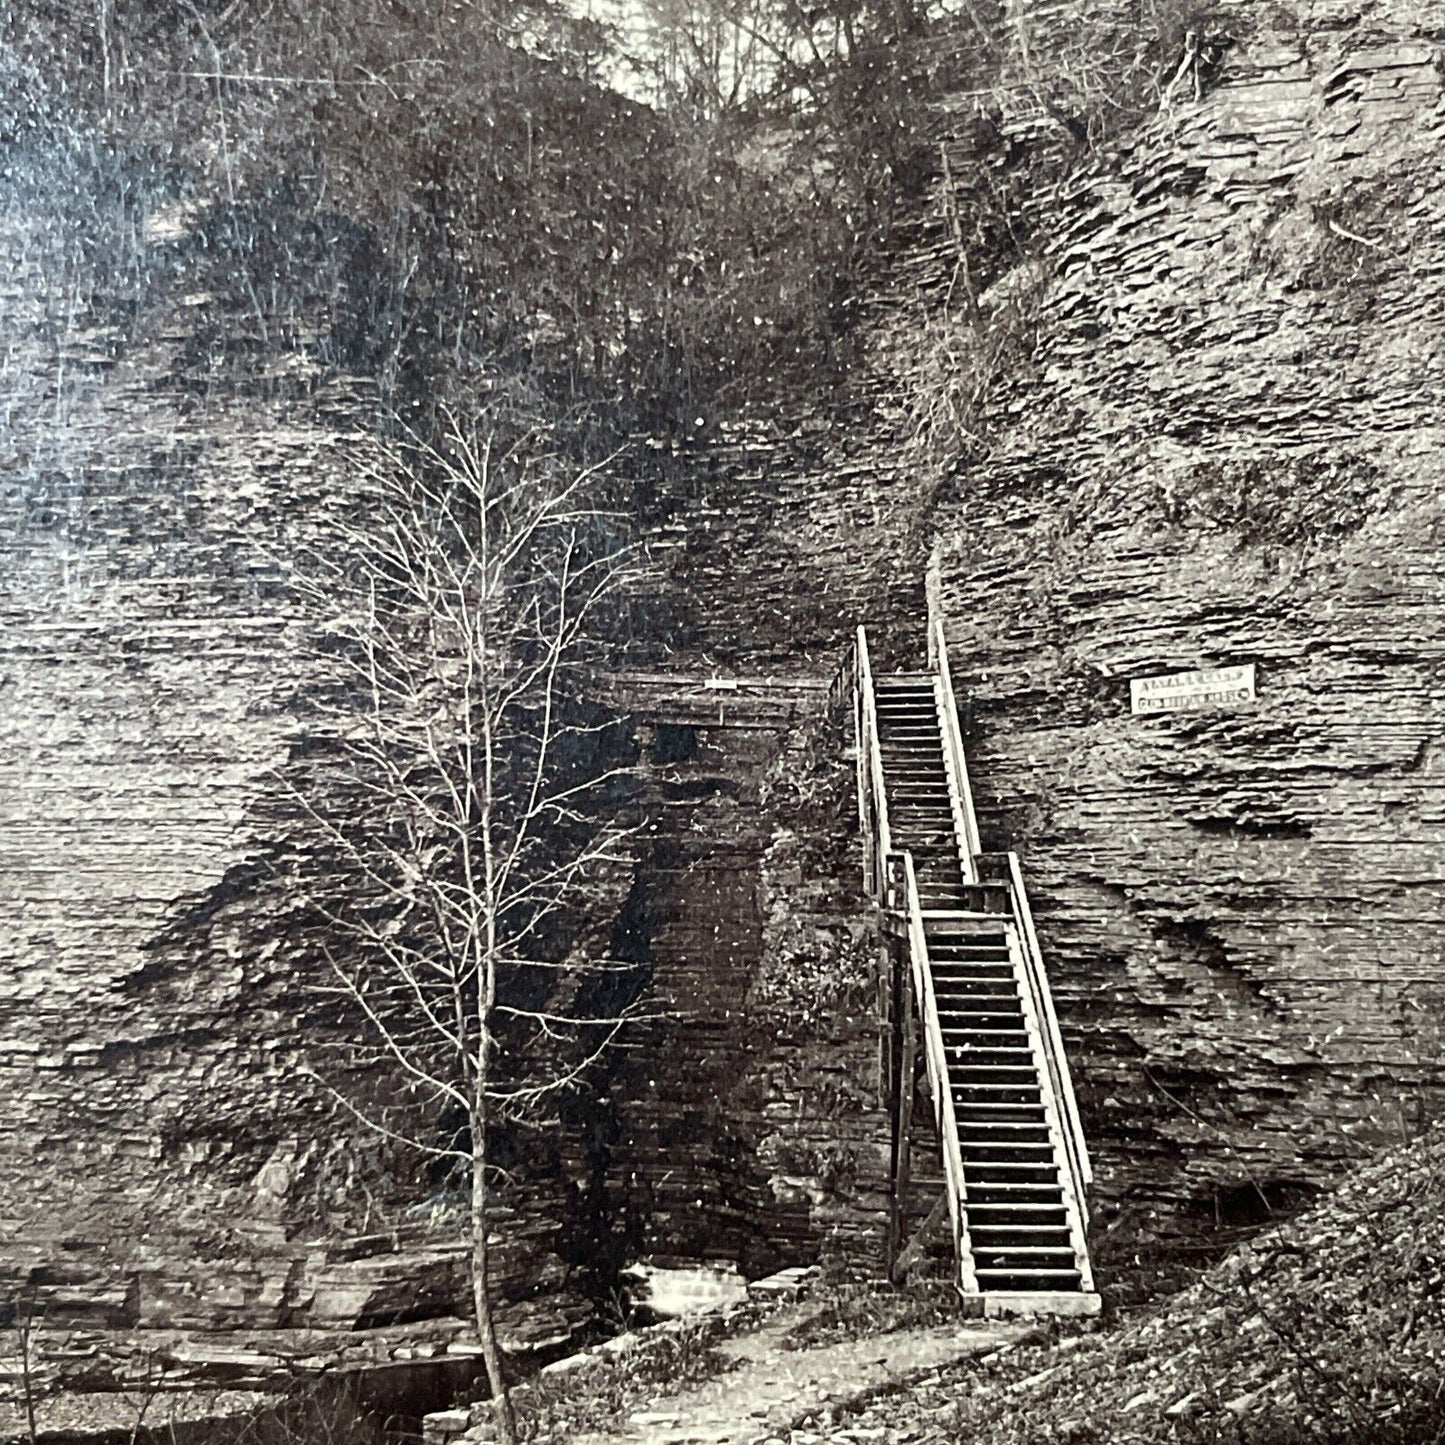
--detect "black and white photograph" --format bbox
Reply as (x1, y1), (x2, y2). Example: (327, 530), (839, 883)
(2, 1), (1441, 1441)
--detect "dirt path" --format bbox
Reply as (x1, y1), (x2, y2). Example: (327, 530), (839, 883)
(568, 1313), (1027, 1445)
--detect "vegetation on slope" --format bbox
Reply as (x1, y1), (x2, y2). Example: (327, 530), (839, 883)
(830, 1122), (1445, 1444)
(0, 0), (939, 431)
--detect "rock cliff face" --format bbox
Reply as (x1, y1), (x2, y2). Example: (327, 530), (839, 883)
(6, 0), (1445, 1361)
(623, 0), (1445, 1280)
(0, 198), (355, 1290)
(594, 687), (888, 1275)
(929, 3), (1445, 1259)
(0, 174), (888, 1363)
(0, 197), (586, 1350)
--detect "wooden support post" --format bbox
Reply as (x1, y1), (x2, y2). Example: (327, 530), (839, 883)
(892, 1190), (949, 1284)
(877, 928), (894, 1109)
(885, 934), (903, 1269)
(887, 941), (918, 1275)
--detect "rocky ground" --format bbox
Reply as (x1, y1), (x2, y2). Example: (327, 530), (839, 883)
(533, 1121), (1445, 1445)
(806, 1123), (1445, 1445)
(7, 1122), (1442, 1443)
(461, 1287), (1029, 1445)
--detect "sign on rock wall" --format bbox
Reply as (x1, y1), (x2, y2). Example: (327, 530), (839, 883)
(1130, 664), (1256, 715)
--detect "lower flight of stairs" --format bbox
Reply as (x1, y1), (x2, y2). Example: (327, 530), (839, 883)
(928, 917), (1085, 1295)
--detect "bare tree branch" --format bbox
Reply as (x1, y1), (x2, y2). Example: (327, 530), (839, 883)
(287, 407), (643, 1445)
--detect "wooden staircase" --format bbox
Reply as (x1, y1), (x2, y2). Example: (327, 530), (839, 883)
(856, 625), (1098, 1316)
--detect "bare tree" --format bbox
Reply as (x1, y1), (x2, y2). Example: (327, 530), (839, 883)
(13, 1289), (41, 1445)
(295, 410), (645, 1445)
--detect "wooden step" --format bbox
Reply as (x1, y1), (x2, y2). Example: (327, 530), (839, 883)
(973, 1247), (1078, 1263)
(950, 1073), (1040, 1089)
(957, 1117), (1052, 1133)
(939, 1010), (1024, 1024)
(936, 1023), (1028, 1034)
(944, 1040), (1033, 1056)
(968, 1207), (1070, 1225)
(935, 978), (1019, 992)
(969, 1225), (1073, 1242)
(943, 1050), (1035, 1066)
(954, 1106), (1048, 1123)
(953, 1092), (1043, 1106)
(935, 997), (1024, 1012)
(959, 1145), (1056, 1165)
(975, 1269), (1083, 1291)
(943, 1027), (1029, 1039)
(929, 942), (1012, 955)
(964, 1172), (1060, 1190)
(948, 1065), (1038, 1080)
(965, 1176), (1064, 1191)
(931, 996), (1022, 1014)
(966, 1187), (1066, 1206)
(962, 1156), (1057, 1173)
(936, 1013), (1026, 1031)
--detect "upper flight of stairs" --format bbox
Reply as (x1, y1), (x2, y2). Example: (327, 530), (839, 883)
(858, 629), (1097, 1315)
(874, 677), (999, 912)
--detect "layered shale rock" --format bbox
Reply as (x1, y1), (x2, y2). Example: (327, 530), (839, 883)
(928, 4), (1445, 1262)
(7, 0), (1445, 1374)
(627, 0), (1445, 1280)
(0, 194), (587, 1362)
(0, 176), (891, 1370)
(591, 682), (890, 1275)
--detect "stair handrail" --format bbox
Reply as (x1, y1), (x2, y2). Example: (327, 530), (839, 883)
(1005, 850), (1093, 1208)
(900, 851), (978, 1294)
(855, 626), (893, 900)
(931, 619), (982, 883)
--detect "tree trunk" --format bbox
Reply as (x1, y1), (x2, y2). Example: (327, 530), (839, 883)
(470, 1109), (517, 1445)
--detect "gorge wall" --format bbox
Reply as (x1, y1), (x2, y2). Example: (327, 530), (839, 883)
(5, 0), (1445, 1380)
(0, 174), (889, 1378)
(624, 0), (1445, 1283)
(0, 192), (605, 1361)
(927, 2), (1445, 1264)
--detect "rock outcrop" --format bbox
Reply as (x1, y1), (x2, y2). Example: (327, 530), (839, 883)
(929, 4), (1445, 1258)
(624, 0), (1445, 1279)
(0, 194), (588, 1362)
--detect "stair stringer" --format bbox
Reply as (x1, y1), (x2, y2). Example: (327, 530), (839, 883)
(1004, 922), (1096, 1295)
(903, 870), (980, 1296)
(931, 665), (979, 888)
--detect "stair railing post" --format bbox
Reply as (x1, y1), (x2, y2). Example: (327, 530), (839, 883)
(854, 626), (871, 895)
(931, 618), (981, 884)
(902, 853), (978, 1296)
(1007, 851), (1093, 1206)
(856, 626), (891, 900)
(925, 550), (943, 668)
